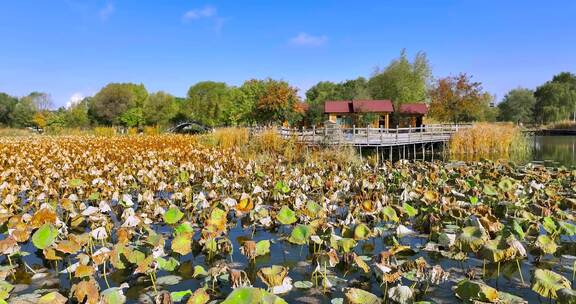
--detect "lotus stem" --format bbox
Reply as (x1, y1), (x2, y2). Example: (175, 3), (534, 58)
(23, 261), (36, 274)
(149, 272), (158, 295)
(103, 261), (110, 289)
(496, 262), (500, 288)
(6, 255), (15, 280)
(516, 259), (525, 285)
(482, 259), (486, 279)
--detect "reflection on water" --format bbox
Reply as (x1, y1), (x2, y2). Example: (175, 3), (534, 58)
(532, 136), (576, 167)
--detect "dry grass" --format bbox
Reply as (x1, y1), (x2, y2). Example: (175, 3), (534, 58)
(449, 123), (529, 160)
(210, 127), (250, 149)
(93, 127), (117, 137)
(0, 128), (35, 137)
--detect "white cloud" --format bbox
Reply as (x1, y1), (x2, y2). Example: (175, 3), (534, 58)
(289, 33), (328, 47)
(99, 2), (115, 21)
(183, 6), (217, 22)
(66, 93), (84, 108)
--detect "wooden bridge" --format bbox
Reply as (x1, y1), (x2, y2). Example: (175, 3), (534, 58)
(271, 124), (471, 147)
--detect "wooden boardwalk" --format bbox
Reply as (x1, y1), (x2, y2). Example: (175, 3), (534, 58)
(274, 124), (471, 147)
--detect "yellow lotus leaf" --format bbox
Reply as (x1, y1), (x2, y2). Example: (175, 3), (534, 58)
(43, 247), (62, 260)
(116, 228), (132, 244)
(75, 264), (95, 278)
(236, 193), (254, 213)
(30, 208), (57, 228)
(55, 239), (81, 254)
(71, 278), (100, 304)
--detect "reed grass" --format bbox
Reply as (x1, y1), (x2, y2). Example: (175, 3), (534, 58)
(449, 123), (529, 161)
(93, 127), (117, 137)
(0, 128), (35, 137)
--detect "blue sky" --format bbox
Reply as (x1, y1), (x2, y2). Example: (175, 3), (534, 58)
(1, 1), (575, 107)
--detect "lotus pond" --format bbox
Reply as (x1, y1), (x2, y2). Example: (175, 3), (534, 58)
(0, 135), (575, 304)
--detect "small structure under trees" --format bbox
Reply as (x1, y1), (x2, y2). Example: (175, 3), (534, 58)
(324, 100), (429, 128)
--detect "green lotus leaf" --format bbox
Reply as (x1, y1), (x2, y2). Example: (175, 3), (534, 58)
(483, 184), (498, 196)
(68, 178), (85, 187)
(344, 288), (382, 304)
(274, 181), (290, 194)
(382, 206), (399, 223)
(276, 206), (297, 225)
(100, 287), (126, 304)
(535, 235), (558, 255)
(157, 256), (180, 272)
(288, 225), (312, 245)
(456, 226), (487, 253)
(255, 240), (271, 256)
(559, 221), (576, 236)
(353, 223), (371, 240)
(221, 287), (288, 304)
(172, 232), (192, 255)
(542, 216), (557, 234)
(402, 202), (418, 217)
(32, 224), (58, 250)
(454, 280), (499, 303)
(512, 220), (525, 240)
(480, 237), (517, 263)
(531, 269), (571, 299)
(193, 265), (208, 278)
(498, 178), (514, 192)
(174, 222), (194, 235)
(171, 290), (192, 302)
(164, 207), (184, 224)
(337, 238), (357, 253)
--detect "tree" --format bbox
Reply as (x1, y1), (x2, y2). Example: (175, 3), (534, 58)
(0, 93), (18, 126)
(185, 81), (232, 126)
(227, 87), (256, 126)
(428, 73), (493, 123)
(10, 93), (40, 127)
(89, 83), (148, 125)
(143, 92), (178, 126)
(368, 50), (431, 105)
(256, 79), (300, 124)
(65, 98), (90, 128)
(497, 88), (536, 123)
(534, 72), (576, 123)
(119, 108), (144, 128)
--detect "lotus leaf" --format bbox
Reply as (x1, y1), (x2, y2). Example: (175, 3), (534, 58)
(171, 290), (193, 302)
(344, 288), (382, 304)
(255, 240), (271, 256)
(531, 268), (571, 299)
(402, 202), (418, 217)
(353, 223), (371, 240)
(454, 280), (499, 303)
(164, 207), (185, 224)
(38, 291), (67, 304)
(221, 287), (288, 304)
(32, 223), (58, 250)
(288, 225), (312, 245)
(187, 288), (210, 304)
(276, 206), (297, 225)
(172, 232), (193, 255)
(535, 235), (558, 255)
(257, 265), (288, 288)
(456, 226), (487, 253)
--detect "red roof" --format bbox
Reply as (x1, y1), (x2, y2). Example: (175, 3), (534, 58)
(398, 103), (428, 115)
(352, 100), (393, 113)
(324, 101), (353, 113)
(324, 100), (393, 113)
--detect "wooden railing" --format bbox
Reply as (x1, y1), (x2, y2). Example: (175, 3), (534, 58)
(252, 124), (472, 147)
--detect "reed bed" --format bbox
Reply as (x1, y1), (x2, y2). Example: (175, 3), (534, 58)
(449, 123), (530, 161)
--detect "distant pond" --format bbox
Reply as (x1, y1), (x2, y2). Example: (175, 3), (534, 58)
(531, 135), (576, 168)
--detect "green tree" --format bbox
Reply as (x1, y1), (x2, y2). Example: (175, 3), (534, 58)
(368, 50), (431, 105)
(65, 98), (91, 128)
(143, 92), (178, 126)
(119, 107), (144, 128)
(497, 88), (536, 123)
(534, 72), (576, 123)
(10, 93), (42, 128)
(227, 87), (256, 126)
(428, 73), (493, 123)
(0, 93), (18, 126)
(185, 81), (232, 126)
(89, 83), (148, 125)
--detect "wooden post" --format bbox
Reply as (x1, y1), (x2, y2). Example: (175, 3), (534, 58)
(312, 125), (316, 144)
(395, 125), (399, 144)
(389, 146), (392, 162)
(380, 126), (383, 143)
(413, 144), (416, 160)
(366, 126), (369, 144)
(422, 143), (425, 161)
